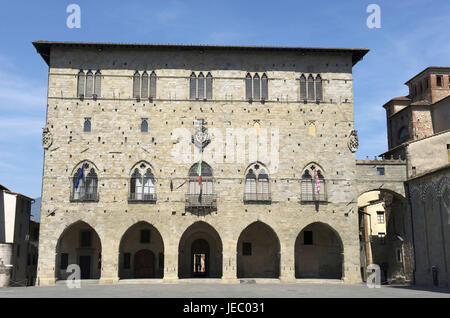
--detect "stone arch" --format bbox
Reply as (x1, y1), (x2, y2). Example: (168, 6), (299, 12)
(295, 222), (343, 279)
(236, 221), (280, 278)
(178, 221), (222, 278)
(118, 221), (164, 279)
(357, 188), (412, 283)
(55, 220), (102, 280)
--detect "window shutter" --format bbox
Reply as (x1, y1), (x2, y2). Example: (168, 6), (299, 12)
(77, 70), (85, 97)
(141, 71), (149, 99)
(315, 74), (322, 101)
(94, 70), (101, 97)
(85, 70), (94, 97)
(307, 74), (315, 101)
(300, 74), (306, 100)
(150, 71), (157, 99)
(198, 72), (205, 99)
(133, 71), (140, 98)
(190, 72), (197, 100)
(245, 73), (252, 100)
(261, 73), (268, 100)
(206, 72), (213, 100)
(253, 73), (260, 100)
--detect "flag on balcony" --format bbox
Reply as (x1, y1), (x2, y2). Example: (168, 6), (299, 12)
(196, 160), (202, 185)
(75, 163), (85, 189)
(314, 167), (321, 194)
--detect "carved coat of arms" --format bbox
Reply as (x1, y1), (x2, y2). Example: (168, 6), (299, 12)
(42, 127), (53, 149)
(191, 119), (210, 150)
(348, 130), (359, 153)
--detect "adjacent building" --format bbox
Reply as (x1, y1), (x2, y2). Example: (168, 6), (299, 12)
(382, 67), (450, 287)
(0, 185), (35, 287)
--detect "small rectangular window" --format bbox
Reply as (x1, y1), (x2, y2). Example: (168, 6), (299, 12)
(304, 231), (313, 245)
(243, 242), (252, 256)
(377, 212), (385, 224)
(396, 248), (402, 262)
(140, 229), (151, 243)
(437, 75), (442, 87)
(123, 253), (131, 269)
(377, 167), (385, 175)
(80, 231), (92, 247)
(60, 253), (68, 270)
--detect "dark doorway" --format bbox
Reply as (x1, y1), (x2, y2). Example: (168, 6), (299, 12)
(134, 249), (155, 278)
(79, 256), (91, 279)
(191, 239), (209, 277)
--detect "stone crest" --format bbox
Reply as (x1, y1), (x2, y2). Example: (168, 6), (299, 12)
(191, 119), (210, 150)
(42, 127), (53, 149)
(348, 130), (359, 153)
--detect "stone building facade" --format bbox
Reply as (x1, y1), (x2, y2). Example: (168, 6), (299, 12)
(33, 41), (372, 285)
(382, 67), (450, 287)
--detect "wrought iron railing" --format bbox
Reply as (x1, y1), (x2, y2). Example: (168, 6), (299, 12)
(185, 194), (217, 208)
(128, 192), (157, 202)
(70, 191), (99, 202)
(243, 192), (271, 203)
(300, 180), (327, 203)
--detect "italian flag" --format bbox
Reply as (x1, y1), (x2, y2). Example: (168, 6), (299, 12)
(197, 160), (202, 185)
(314, 167), (321, 193)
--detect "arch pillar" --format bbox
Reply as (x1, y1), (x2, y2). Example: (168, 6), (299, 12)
(99, 241), (119, 284)
(280, 243), (295, 281)
(163, 251), (179, 281)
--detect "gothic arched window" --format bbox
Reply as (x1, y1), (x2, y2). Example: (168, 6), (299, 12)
(198, 72), (205, 99)
(83, 118), (91, 132)
(141, 119), (148, 133)
(187, 161), (215, 207)
(141, 71), (149, 99)
(206, 72), (213, 100)
(94, 70), (101, 97)
(245, 73), (252, 100)
(307, 74), (315, 101)
(77, 70), (85, 98)
(85, 70), (94, 98)
(150, 71), (157, 99)
(315, 74), (322, 101)
(301, 164), (326, 202)
(253, 73), (260, 100)
(190, 72), (197, 100)
(261, 73), (268, 101)
(300, 74), (307, 101)
(133, 71), (141, 99)
(71, 162), (98, 201)
(129, 162), (156, 202)
(244, 163), (271, 202)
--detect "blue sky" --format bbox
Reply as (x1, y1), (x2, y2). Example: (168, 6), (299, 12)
(0, 0), (449, 198)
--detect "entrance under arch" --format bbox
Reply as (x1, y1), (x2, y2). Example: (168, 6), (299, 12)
(357, 189), (412, 284)
(118, 222), (164, 279)
(237, 221), (280, 278)
(55, 221), (102, 280)
(178, 222), (222, 278)
(295, 222), (343, 279)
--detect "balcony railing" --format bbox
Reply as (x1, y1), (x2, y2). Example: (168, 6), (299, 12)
(243, 192), (271, 203)
(300, 180), (328, 203)
(128, 193), (157, 203)
(185, 194), (217, 208)
(70, 191), (99, 202)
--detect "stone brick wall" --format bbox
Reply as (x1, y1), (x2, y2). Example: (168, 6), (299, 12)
(37, 44), (365, 285)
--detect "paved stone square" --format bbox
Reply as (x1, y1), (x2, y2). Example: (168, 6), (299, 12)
(0, 281), (449, 298)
